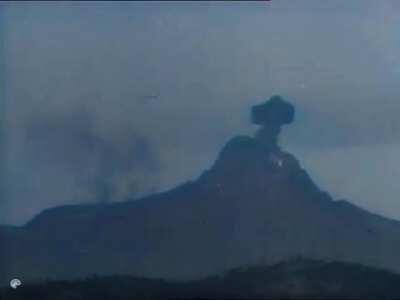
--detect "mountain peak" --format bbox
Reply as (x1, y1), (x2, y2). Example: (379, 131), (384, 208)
(212, 135), (299, 172)
(216, 95), (295, 164)
(201, 96), (301, 185)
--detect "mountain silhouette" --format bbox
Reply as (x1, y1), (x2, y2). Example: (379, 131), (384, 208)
(2, 95), (400, 286)
(3, 258), (400, 299)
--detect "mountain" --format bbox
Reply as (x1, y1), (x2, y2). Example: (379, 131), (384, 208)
(2, 96), (400, 286)
(3, 258), (400, 299)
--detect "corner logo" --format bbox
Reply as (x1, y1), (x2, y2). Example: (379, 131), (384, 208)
(10, 278), (22, 289)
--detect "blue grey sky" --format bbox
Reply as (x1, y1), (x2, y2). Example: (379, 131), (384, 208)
(2, 1), (400, 224)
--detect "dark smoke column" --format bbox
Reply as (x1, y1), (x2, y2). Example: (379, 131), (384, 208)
(251, 95), (295, 148)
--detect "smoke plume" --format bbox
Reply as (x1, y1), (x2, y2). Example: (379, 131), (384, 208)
(20, 109), (162, 205)
(251, 95), (295, 147)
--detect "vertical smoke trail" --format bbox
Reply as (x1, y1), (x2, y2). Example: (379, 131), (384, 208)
(251, 95), (295, 148)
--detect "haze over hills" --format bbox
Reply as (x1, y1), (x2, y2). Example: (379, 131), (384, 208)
(2, 95), (400, 286)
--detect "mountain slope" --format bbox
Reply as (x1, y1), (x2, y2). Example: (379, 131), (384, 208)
(2, 96), (400, 285)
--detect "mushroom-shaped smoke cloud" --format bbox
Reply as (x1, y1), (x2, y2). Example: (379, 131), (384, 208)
(251, 95), (295, 147)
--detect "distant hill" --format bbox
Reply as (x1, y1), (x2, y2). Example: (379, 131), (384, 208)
(2, 258), (400, 299)
(2, 96), (400, 286)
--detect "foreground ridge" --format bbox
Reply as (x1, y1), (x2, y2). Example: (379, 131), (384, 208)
(2, 258), (400, 299)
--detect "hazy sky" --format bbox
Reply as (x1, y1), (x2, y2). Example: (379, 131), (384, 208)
(2, 1), (400, 225)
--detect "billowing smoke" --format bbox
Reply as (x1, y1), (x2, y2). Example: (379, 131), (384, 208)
(251, 95), (295, 147)
(21, 109), (162, 205)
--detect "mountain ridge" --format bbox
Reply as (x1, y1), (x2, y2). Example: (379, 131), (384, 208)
(2, 96), (400, 286)
(3, 258), (400, 299)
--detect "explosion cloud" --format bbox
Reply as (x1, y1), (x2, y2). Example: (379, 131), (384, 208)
(251, 95), (295, 147)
